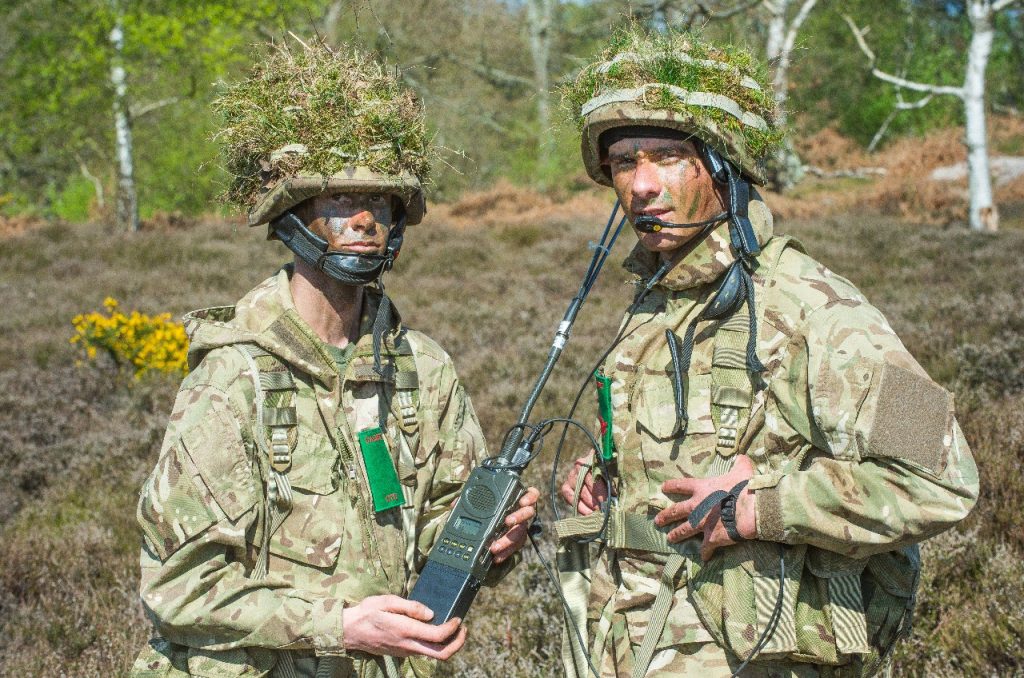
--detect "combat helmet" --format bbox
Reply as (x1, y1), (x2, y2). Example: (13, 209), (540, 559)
(565, 27), (783, 189)
(213, 40), (431, 285)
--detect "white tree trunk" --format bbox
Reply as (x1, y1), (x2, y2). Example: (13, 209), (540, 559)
(110, 3), (138, 232)
(763, 0), (818, 190)
(964, 1), (998, 232)
(526, 0), (553, 180)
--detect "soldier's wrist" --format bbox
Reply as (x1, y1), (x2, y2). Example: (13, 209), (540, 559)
(736, 487), (757, 540)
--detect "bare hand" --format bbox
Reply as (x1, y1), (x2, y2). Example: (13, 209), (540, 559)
(342, 595), (466, 660)
(489, 486), (540, 564)
(559, 451), (608, 516)
(653, 454), (757, 561)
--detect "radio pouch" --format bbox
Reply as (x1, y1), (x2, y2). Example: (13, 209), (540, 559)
(358, 427), (404, 513)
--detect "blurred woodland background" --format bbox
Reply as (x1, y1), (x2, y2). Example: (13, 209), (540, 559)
(2, 1), (1024, 676)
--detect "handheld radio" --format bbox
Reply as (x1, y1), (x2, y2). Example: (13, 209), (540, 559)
(408, 203), (628, 625)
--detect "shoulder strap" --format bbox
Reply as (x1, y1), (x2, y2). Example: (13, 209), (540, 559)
(232, 343), (299, 579)
(709, 236), (795, 475)
(235, 343), (298, 474)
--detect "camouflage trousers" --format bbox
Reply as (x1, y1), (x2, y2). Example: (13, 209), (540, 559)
(594, 614), (886, 678)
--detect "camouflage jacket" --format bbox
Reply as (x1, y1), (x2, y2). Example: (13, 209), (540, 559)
(568, 200), (979, 674)
(132, 269), (489, 678)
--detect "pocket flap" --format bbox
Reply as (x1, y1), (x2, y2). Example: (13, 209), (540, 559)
(285, 430), (339, 495)
(634, 371), (715, 440)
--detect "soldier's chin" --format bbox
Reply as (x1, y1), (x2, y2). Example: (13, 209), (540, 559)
(639, 230), (687, 252)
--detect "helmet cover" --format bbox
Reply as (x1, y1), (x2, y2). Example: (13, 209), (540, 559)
(212, 40), (432, 225)
(563, 27), (784, 186)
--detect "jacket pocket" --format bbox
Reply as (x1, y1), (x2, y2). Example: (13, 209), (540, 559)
(268, 431), (343, 569)
(805, 548), (872, 659)
(688, 542), (808, 662)
(129, 638), (191, 677)
(863, 546), (919, 659)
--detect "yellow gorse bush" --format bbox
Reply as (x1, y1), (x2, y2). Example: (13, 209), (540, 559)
(70, 297), (189, 377)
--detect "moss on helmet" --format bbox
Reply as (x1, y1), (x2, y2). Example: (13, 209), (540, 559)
(562, 25), (785, 161)
(212, 40), (432, 211)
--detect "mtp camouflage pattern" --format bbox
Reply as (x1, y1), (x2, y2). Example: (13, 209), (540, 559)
(131, 269), (497, 678)
(559, 199), (978, 677)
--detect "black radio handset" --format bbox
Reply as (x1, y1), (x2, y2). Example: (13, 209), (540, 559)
(408, 203), (628, 625)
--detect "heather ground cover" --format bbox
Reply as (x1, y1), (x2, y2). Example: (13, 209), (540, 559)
(1, 193), (1022, 676)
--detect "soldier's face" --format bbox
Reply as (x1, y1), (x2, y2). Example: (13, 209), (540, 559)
(606, 136), (726, 255)
(295, 192), (394, 255)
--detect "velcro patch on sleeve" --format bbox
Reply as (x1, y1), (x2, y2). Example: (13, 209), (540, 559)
(866, 363), (952, 475)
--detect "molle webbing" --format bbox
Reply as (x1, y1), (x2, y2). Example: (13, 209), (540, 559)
(233, 343), (299, 584)
(243, 345), (299, 473)
(711, 310), (756, 468)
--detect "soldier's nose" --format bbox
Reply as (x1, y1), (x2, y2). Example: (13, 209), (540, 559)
(631, 160), (661, 203)
(347, 210), (376, 233)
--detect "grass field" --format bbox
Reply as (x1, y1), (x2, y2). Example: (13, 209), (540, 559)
(1, 194), (1022, 676)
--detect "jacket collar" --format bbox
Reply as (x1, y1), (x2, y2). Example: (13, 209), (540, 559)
(184, 266), (403, 388)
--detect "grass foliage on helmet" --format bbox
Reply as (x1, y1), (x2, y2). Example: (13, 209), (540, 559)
(212, 39), (432, 214)
(563, 24), (785, 185)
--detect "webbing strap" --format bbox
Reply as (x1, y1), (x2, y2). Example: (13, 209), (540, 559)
(712, 300), (754, 456)
(555, 508), (697, 558)
(630, 554), (685, 678)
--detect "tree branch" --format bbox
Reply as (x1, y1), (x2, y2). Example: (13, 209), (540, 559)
(129, 97), (179, 119)
(843, 15), (965, 98)
(446, 55), (533, 90)
(868, 90), (934, 152)
(709, 0), (766, 20)
(992, 0), (1020, 12)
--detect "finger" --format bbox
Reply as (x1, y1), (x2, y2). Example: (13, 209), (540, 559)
(662, 477), (698, 496)
(653, 498), (698, 528)
(421, 622), (468, 659)
(403, 615), (462, 645)
(666, 520), (702, 544)
(519, 487), (541, 507)
(593, 478), (609, 503)
(560, 480), (577, 506)
(504, 504), (536, 528)
(490, 523), (527, 560)
(576, 500), (595, 516)
(380, 595), (434, 622)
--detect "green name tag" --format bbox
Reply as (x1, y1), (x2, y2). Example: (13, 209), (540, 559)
(357, 427), (404, 512)
(595, 371), (616, 462)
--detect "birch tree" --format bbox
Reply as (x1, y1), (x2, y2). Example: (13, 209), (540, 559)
(527, 0), (556, 177)
(109, 0), (137, 232)
(845, 0), (1021, 232)
(761, 0), (818, 189)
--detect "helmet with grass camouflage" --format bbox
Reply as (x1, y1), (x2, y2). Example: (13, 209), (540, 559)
(564, 28), (783, 186)
(213, 41), (431, 226)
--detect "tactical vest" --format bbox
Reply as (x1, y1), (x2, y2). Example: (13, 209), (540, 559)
(557, 237), (919, 678)
(235, 341), (421, 678)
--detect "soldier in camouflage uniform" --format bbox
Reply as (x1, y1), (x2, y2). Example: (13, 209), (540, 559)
(130, 44), (538, 678)
(556, 30), (978, 677)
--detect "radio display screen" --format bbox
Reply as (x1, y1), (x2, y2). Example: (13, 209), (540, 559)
(453, 516), (482, 537)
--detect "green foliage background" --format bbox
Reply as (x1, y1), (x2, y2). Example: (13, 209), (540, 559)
(4, 0), (1019, 219)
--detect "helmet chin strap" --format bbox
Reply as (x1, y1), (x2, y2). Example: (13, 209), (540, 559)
(270, 209), (408, 376)
(270, 211), (406, 286)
